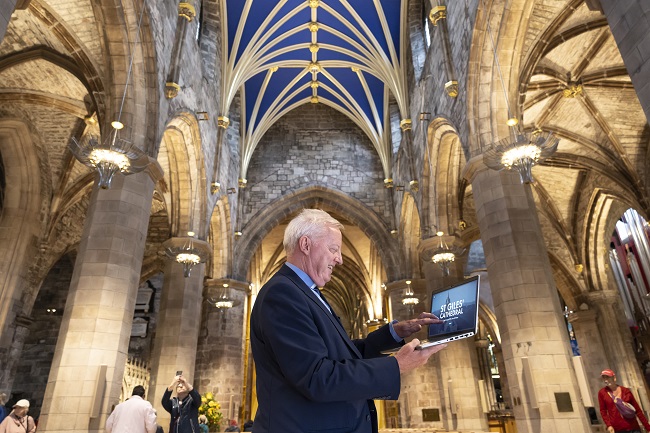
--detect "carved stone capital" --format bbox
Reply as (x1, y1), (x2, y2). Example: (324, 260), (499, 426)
(165, 82), (181, 99)
(444, 80), (458, 98)
(429, 5), (447, 26)
(178, 2), (196, 21)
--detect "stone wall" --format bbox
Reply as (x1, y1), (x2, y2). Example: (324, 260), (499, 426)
(242, 104), (390, 226)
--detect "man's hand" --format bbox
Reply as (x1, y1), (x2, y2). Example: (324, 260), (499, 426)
(393, 312), (443, 339)
(393, 339), (446, 373)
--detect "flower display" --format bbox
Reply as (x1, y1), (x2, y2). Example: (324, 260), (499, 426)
(199, 392), (223, 429)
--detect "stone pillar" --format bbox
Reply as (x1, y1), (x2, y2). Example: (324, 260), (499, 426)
(469, 167), (591, 433)
(149, 238), (210, 428)
(420, 239), (487, 431)
(37, 165), (162, 433)
(586, 291), (647, 395)
(599, 0), (650, 125)
(567, 308), (608, 404)
(387, 278), (440, 428)
(2, 315), (33, 395)
(195, 278), (249, 428)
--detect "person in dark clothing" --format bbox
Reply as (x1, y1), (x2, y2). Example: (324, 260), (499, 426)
(242, 420), (253, 432)
(161, 375), (201, 433)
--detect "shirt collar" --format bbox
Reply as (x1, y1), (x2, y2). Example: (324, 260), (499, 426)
(286, 262), (316, 289)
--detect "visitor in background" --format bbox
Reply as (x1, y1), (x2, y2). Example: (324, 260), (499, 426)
(0, 399), (35, 433)
(598, 368), (650, 433)
(106, 385), (157, 433)
(198, 415), (208, 433)
(161, 374), (201, 433)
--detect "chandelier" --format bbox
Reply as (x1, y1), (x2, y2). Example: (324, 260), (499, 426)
(480, 9), (559, 184)
(483, 125), (558, 184)
(207, 283), (240, 310)
(69, 0), (149, 189)
(431, 232), (465, 277)
(69, 121), (149, 189)
(402, 280), (419, 306)
(164, 232), (209, 277)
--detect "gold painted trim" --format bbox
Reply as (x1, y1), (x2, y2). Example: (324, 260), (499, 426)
(309, 43), (320, 53)
(310, 96), (319, 104)
(409, 180), (419, 192)
(444, 80), (458, 98)
(384, 178), (394, 188)
(429, 5), (447, 26)
(238, 178), (248, 188)
(400, 119), (412, 131)
(218, 116), (230, 129)
(165, 82), (181, 99)
(309, 22), (319, 32)
(308, 0), (320, 8)
(178, 2), (196, 21)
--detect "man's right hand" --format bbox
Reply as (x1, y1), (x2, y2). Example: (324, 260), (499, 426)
(393, 339), (447, 373)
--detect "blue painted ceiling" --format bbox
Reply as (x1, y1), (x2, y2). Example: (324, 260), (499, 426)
(221, 0), (410, 179)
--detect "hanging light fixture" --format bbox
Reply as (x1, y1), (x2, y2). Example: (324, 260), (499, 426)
(480, 8), (558, 184)
(208, 283), (240, 310)
(401, 280), (419, 306)
(420, 112), (466, 276)
(164, 159), (209, 276)
(431, 231), (465, 277)
(68, 0), (149, 189)
(165, 231), (209, 277)
(483, 126), (558, 184)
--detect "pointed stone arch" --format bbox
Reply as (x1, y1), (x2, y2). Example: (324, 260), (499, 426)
(233, 186), (400, 281)
(158, 112), (208, 238)
(0, 119), (42, 381)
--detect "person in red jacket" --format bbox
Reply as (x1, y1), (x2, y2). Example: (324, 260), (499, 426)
(598, 369), (650, 433)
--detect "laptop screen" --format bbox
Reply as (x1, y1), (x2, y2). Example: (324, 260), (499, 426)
(427, 275), (480, 339)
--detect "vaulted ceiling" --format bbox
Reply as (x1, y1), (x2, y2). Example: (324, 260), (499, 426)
(221, 0), (411, 180)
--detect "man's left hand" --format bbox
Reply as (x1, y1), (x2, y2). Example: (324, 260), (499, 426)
(393, 312), (443, 338)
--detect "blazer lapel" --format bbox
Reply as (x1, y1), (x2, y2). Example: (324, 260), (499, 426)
(279, 265), (363, 358)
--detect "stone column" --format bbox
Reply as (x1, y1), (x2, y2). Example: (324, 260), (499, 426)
(469, 167), (591, 433)
(37, 164), (162, 433)
(387, 278), (440, 428)
(586, 291), (647, 396)
(2, 315), (33, 395)
(149, 238), (210, 428)
(195, 278), (249, 428)
(420, 238), (487, 431)
(599, 0), (650, 125)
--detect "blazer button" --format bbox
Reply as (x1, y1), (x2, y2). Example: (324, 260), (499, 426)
(366, 415), (371, 421)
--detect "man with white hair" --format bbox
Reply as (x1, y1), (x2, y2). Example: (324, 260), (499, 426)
(0, 399), (35, 433)
(251, 208), (447, 433)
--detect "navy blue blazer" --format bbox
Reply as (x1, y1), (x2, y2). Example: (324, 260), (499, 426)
(251, 265), (401, 433)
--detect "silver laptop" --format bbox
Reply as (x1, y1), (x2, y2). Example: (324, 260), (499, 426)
(382, 275), (480, 353)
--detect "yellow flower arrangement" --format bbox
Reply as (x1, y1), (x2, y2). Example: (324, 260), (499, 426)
(199, 392), (223, 429)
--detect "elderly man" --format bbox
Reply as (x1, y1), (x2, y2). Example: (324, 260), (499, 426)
(106, 386), (157, 433)
(251, 208), (447, 433)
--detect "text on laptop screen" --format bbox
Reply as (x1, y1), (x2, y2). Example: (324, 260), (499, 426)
(428, 277), (479, 339)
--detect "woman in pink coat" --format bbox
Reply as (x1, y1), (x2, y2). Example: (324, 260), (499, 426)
(0, 400), (36, 433)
